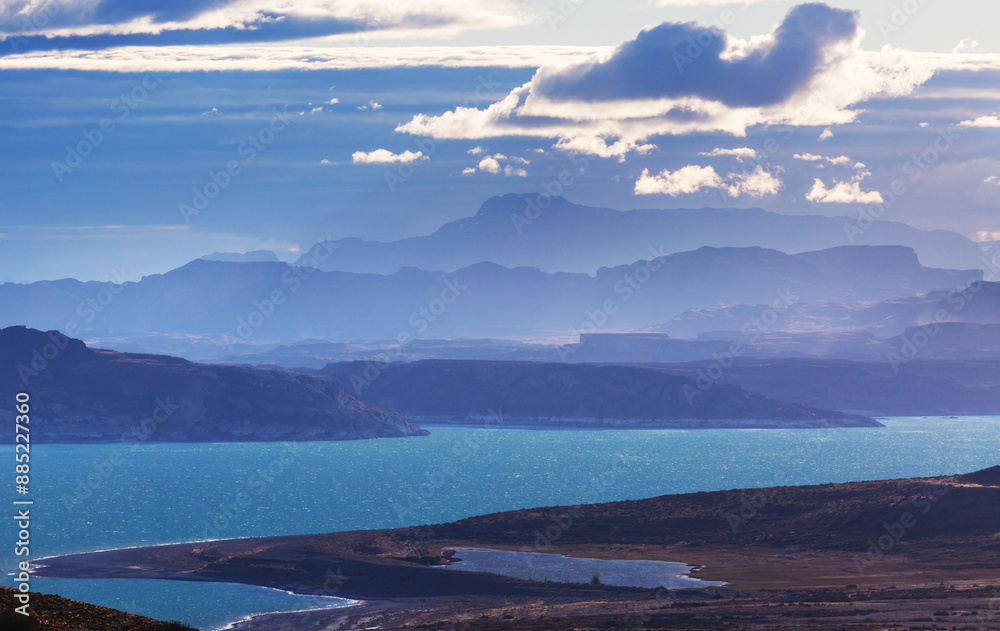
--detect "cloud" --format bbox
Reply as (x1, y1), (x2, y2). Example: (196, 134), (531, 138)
(818, 128), (834, 140)
(726, 165), (782, 197)
(0, 0), (534, 51)
(0, 44), (608, 72)
(953, 39), (983, 54)
(327, 98), (340, 105)
(200, 107), (220, 116)
(320, 159), (332, 165)
(533, 3), (858, 108)
(357, 100), (383, 111)
(463, 153), (529, 177)
(699, 147), (758, 160)
(793, 153), (863, 168)
(635, 164), (781, 197)
(351, 149), (426, 164)
(396, 3), (958, 159)
(467, 146), (486, 154)
(985, 175), (999, 185)
(958, 115), (1000, 128)
(806, 179), (883, 204)
(635, 165), (722, 196)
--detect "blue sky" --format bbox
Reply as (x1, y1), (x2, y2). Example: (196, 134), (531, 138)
(1, 0), (999, 281)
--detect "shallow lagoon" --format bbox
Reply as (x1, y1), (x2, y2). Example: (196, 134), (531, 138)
(441, 548), (725, 589)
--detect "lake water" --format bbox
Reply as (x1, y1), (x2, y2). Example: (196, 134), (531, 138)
(5, 417), (1000, 628)
(441, 548), (726, 589)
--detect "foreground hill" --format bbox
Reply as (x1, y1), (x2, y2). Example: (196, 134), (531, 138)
(0, 245), (978, 343)
(0, 588), (195, 631)
(295, 194), (984, 274)
(321, 359), (879, 428)
(0, 327), (427, 443)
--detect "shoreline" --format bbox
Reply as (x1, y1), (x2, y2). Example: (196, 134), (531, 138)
(413, 415), (884, 430)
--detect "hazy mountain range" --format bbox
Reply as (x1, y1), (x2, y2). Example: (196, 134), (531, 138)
(295, 194), (986, 274)
(0, 245), (977, 345)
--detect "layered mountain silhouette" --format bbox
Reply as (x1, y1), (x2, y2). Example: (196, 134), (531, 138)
(660, 281), (1000, 339)
(295, 194), (985, 274)
(321, 359), (879, 428)
(0, 245), (978, 343)
(0, 326), (427, 442)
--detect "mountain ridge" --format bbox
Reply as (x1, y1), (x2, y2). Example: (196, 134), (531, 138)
(295, 194), (985, 274)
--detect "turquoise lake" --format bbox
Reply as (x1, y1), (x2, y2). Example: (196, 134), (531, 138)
(5, 417), (1000, 629)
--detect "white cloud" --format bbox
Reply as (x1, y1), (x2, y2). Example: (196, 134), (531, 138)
(635, 163), (783, 197)
(310, 106), (323, 114)
(320, 158), (332, 165)
(985, 175), (999, 185)
(699, 147), (758, 160)
(958, 115), (1000, 128)
(327, 98), (340, 105)
(357, 100), (383, 111)
(953, 39), (983, 54)
(726, 166), (783, 198)
(793, 153), (863, 168)
(467, 146), (486, 155)
(351, 149), (426, 164)
(806, 179), (883, 204)
(635, 166), (722, 196)
(464, 153), (528, 176)
(919, 121), (930, 127)
(818, 128), (834, 140)
(200, 107), (220, 116)
(478, 156), (501, 174)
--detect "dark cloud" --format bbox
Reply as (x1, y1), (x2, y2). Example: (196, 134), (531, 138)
(535, 3), (858, 108)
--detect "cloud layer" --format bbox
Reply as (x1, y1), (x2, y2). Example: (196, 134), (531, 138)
(394, 4), (1000, 160)
(0, 0), (532, 50)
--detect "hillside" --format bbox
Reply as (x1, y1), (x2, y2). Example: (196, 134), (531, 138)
(321, 359), (879, 427)
(0, 327), (427, 443)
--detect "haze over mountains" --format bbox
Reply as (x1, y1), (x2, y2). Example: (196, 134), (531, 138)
(296, 195), (986, 274)
(0, 244), (979, 347)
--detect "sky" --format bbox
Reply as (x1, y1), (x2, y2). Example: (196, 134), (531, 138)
(1, 0), (999, 282)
